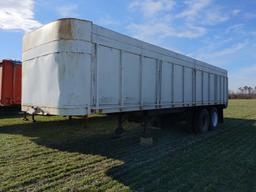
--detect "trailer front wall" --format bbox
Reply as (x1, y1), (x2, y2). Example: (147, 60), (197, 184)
(22, 19), (92, 115)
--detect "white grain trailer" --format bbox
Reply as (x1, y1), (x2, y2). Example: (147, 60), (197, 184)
(22, 18), (228, 134)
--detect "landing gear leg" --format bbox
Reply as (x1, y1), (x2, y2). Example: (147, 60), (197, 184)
(142, 112), (151, 136)
(140, 112), (153, 145)
(114, 114), (125, 136)
(84, 115), (89, 128)
(32, 114), (36, 123)
(23, 112), (29, 121)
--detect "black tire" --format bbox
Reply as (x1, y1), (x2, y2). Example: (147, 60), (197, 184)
(194, 109), (210, 134)
(209, 108), (219, 130)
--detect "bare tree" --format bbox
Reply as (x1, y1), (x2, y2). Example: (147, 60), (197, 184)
(229, 85), (256, 99)
(244, 86), (249, 94)
(239, 87), (244, 94)
(248, 87), (253, 95)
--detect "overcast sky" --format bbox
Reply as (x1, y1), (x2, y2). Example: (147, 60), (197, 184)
(0, 0), (255, 91)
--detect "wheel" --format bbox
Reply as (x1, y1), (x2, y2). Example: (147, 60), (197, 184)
(194, 109), (210, 134)
(209, 108), (219, 130)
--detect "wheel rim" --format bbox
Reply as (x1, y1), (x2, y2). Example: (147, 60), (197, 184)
(211, 111), (218, 127)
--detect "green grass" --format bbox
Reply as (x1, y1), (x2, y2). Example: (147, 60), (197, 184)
(0, 100), (256, 192)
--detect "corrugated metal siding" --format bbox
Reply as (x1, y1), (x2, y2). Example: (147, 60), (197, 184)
(0, 60), (21, 106)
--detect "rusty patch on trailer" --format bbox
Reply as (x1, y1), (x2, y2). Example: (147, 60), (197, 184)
(57, 19), (74, 39)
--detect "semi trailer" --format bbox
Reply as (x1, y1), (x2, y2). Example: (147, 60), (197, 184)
(22, 18), (228, 133)
(0, 60), (21, 107)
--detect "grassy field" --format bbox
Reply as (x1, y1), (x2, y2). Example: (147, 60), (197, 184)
(0, 100), (256, 192)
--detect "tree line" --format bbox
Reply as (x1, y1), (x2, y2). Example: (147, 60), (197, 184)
(229, 86), (256, 99)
